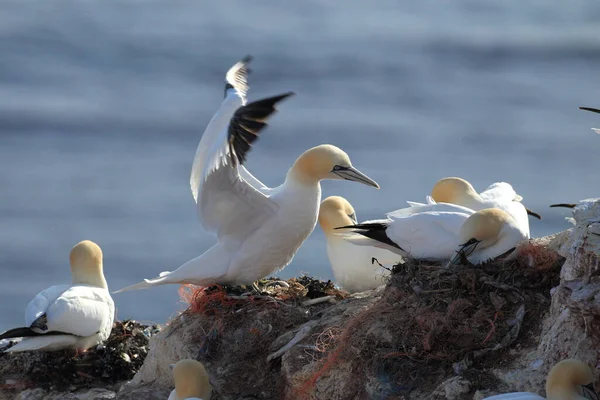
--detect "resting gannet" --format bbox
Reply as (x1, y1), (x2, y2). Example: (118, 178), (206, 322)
(318, 196), (403, 293)
(446, 208), (528, 266)
(115, 56), (379, 293)
(0, 240), (115, 352)
(426, 177), (540, 238)
(337, 205), (526, 266)
(335, 202), (474, 261)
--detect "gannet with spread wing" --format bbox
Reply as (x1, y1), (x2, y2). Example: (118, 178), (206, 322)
(115, 56), (379, 293)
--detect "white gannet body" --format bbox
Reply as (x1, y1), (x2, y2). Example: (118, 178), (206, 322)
(447, 208), (529, 266)
(168, 359), (212, 400)
(0, 240), (115, 352)
(429, 177), (540, 238)
(336, 202), (475, 261)
(338, 205), (527, 266)
(318, 196), (403, 293)
(483, 359), (598, 400)
(115, 56), (379, 293)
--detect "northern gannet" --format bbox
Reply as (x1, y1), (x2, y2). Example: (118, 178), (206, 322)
(483, 359), (598, 400)
(0, 240), (115, 352)
(337, 205), (526, 266)
(318, 196), (403, 293)
(427, 177), (540, 238)
(335, 202), (475, 261)
(115, 56), (379, 293)
(168, 359), (212, 400)
(447, 208), (528, 266)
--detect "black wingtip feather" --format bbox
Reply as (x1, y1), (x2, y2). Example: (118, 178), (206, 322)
(335, 222), (403, 251)
(549, 203), (577, 209)
(579, 106), (600, 114)
(0, 326), (75, 340)
(227, 92), (294, 166)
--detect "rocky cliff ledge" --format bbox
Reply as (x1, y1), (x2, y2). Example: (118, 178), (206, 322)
(2, 199), (600, 400)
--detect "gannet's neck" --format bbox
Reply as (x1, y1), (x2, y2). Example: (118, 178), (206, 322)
(286, 164), (321, 186)
(455, 191), (484, 209)
(319, 213), (354, 235)
(72, 270), (108, 289)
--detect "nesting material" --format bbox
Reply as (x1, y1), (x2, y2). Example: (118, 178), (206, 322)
(0, 320), (159, 394)
(290, 243), (563, 399)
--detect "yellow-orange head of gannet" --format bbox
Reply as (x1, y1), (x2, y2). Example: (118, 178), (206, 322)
(290, 144), (379, 188)
(448, 208), (527, 266)
(171, 359), (212, 400)
(69, 240), (107, 289)
(318, 196), (357, 234)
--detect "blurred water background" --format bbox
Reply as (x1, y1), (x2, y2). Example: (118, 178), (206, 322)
(1, 1), (600, 330)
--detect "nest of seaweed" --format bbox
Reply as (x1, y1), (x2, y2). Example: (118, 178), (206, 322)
(0, 320), (160, 392)
(174, 275), (347, 399)
(293, 242), (564, 399)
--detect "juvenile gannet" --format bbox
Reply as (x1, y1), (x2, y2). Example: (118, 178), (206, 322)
(318, 196), (403, 293)
(115, 56), (379, 293)
(335, 202), (475, 261)
(579, 106), (600, 134)
(0, 240), (115, 352)
(447, 208), (528, 266)
(428, 177), (540, 238)
(168, 359), (212, 400)
(483, 359), (598, 400)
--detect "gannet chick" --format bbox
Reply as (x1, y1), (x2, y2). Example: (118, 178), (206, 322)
(579, 106), (600, 135)
(335, 202), (475, 261)
(168, 359), (212, 400)
(483, 359), (597, 400)
(318, 196), (403, 293)
(0, 240), (115, 352)
(447, 208), (528, 267)
(114, 56), (379, 293)
(430, 177), (540, 238)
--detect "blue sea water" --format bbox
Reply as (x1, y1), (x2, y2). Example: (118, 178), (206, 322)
(1, 1), (600, 331)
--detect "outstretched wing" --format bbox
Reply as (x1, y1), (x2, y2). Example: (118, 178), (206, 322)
(196, 91), (294, 240)
(190, 56), (252, 203)
(188, 56), (294, 240)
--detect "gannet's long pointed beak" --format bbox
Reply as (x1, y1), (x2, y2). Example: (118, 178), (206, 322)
(446, 239), (480, 267)
(333, 166), (380, 189)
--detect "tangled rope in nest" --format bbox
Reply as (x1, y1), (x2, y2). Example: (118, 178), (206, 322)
(292, 243), (563, 398)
